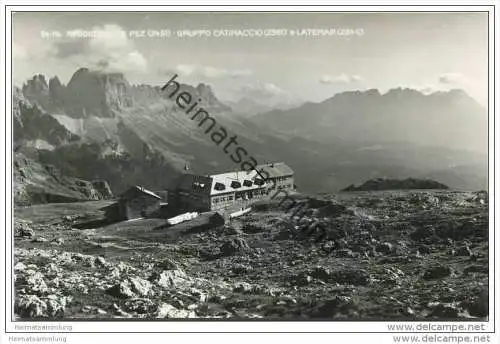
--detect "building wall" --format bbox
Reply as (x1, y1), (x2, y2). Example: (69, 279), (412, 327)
(177, 190), (211, 212)
(210, 192), (236, 212)
(268, 175), (295, 193)
(119, 195), (161, 220)
(210, 186), (269, 212)
(175, 174), (212, 213)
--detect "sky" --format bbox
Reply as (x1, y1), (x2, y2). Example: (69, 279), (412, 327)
(12, 12), (489, 105)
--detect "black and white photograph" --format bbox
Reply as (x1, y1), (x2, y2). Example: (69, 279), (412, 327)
(1, 3), (498, 343)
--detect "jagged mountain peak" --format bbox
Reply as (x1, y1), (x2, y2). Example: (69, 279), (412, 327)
(194, 82), (229, 109)
(20, 67), (233, 118)
(68, 67), (130, 88)
(48, 76), (62, 88)
(23, 74), (49, 94)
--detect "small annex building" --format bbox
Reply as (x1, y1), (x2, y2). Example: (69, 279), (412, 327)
(117, 185), (162, 220)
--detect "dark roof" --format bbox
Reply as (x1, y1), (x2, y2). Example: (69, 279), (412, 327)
(256, 162), (294, 178)
(119, 185), (162, 200)
(177, 174), (212, 192)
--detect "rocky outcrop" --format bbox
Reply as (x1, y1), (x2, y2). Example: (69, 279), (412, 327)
(64, 68), (133, 118)
(22, 75), (50, 110)
(343, 178), (449, 192)
(91, 180), (114, 199)
(14, 152), (114, 205)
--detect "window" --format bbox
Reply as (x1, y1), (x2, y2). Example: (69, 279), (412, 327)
(228, 196), (234, 201)
(243, 180), (252, 187)
(214, 182), (225, 191)
(231, 181), (242, 189)
(254, 179), (264, 186)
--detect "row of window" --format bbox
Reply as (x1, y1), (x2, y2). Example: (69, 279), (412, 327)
(212, 188), (269, 204)
(213, 195), (234, 204)
(197, 176), (291, 192)
(213, 178), (260, 191)
(273, 175), (292, 182)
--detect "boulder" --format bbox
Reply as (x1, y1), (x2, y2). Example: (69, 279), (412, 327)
(310, 266), (331, 282)
(14, 221), (34, 238)
(428, 303), (460, 319)
(129, 276), (153, 297)
(94, 256), (107, 267)
(44, 295), (70, 317)
(312, 295), (355, 317)
(16, 270), (49, 295)
(189, 288), (207, 302)
(231, 264), (253, 275)
(410, 226), (435, 241)
(233, 282), (254, 293)
(376, 242), (394, 254)
(156, 303), (197, 318)
(106, 282), (136, 299)
(220, 237), (251, 256)
(460, 289), (488, 318)
(156, 258), (180, 270)
(423, 264), (452, 280)
(32, 236), (48, 243)
(15, 295), (47, 318)
(110, 303), (131, 317)
(454, 245), (473, 257)
(14, 262), (27, 271)
(123, 298), (156, 314)
(331, 268), (371, 286)
(292, 273), (313, 286)
(418, 244), (431, 255)
(51, 237), (64, 245)
(335, 248), (356, 258)
(151, 269), (188, 288)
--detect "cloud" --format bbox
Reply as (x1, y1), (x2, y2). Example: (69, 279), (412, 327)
(167, 64), (253, 79)
(234, 81), (303, 109)
(320, 73), (362, 84)
(438, 72), (467, 85)
(52, 40), (90, 59)
(240, 81), (289, 98)
(48, 24), (148, 74)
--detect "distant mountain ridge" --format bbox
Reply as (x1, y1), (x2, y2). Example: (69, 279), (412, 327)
(254, 87), (487, 153)
(342, 177), (450, 192)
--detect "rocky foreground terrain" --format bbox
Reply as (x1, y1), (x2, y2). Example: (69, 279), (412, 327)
(13, 190), (488, 320)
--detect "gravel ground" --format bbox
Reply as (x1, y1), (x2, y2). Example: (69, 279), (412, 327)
(13, 190), (488, 320)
